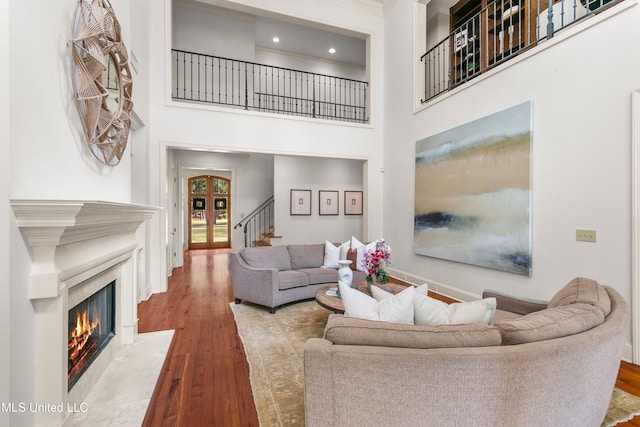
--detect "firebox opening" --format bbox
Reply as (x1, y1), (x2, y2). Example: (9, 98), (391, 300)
(68, 280), (116, 390)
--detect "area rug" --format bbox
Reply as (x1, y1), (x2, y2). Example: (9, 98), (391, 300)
(603, 387), (640, 427)
(230, 300), (640, 427)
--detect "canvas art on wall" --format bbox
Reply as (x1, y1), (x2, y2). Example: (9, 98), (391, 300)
(414, 101), (533, 276)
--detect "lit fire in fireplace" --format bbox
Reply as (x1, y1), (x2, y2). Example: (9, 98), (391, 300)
(68, 310), (101, 364)
(68, 281), (115, 390)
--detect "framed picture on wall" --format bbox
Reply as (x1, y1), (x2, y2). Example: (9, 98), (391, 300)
(344, 191), (363, 215)
(319, 190), (339, 215)
(290, 189), (312, 215)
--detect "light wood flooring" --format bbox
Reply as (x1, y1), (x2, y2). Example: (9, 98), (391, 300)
(139, 249), (640, 426)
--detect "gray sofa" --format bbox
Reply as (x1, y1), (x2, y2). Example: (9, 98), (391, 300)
(228, 244), (366, 313)
(304, 277), (630, 426)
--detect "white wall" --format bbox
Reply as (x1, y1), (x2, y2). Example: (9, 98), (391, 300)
(274, 156), (364, 244)
(384, 1), (640, 305)
(173, 1), (367, 81)
(129, 0), (153, 301)
(130, 0), (151, 204)
(426, 7), (450, 51)
(171, 150), (274, 258)
(146, 0), (385, 293)
(255, 48), (367, 82)
(10, 0), (133, 202)
(168, 151), (365, 256)
(8, 0), (137, 422)
(173, 2), (257, 61)
(1, 0), (10, 423)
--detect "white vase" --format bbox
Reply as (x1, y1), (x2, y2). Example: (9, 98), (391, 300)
(338, 260), (353, 287)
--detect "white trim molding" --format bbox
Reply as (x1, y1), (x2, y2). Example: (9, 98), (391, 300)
(632, 89), (640, 364)
(11, 200), (158, 299)
(10, 200), (158, 425)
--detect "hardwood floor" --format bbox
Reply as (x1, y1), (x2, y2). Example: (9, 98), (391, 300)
(139, 249), (640, 426)
(617, 362), (640, 426)
(139, 249), (259, 427)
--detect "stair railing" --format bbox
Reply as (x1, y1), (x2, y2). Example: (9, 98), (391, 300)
(234, 196), (275, 247)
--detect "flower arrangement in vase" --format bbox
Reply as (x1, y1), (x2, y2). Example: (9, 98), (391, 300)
(361, 239), (392, 293)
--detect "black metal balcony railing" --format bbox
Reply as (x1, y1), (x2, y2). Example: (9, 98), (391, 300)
(172, 49), (369, 123)
(420, 0), (617, 103)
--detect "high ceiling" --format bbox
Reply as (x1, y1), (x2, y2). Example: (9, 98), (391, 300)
(177, 0), (370, 67)
(253, 16), (367, 67)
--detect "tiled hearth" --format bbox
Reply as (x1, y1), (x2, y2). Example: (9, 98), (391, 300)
(11, 200), (157, 426)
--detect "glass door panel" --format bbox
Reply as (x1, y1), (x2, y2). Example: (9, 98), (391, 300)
(190, 196), (208, 245)
(213, 197), (228, 243)
(188, 176), (231, 249)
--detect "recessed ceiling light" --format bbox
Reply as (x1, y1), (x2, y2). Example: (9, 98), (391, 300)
(328, 48), (336, 54)
(272, 37), (280, 43)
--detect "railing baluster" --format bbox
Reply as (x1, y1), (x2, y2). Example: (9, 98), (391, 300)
(175, 51), (179, 98)
(547, 0), (554, 39)
(419, 0), (604, 103)
(171, 49), (367, 123)
(238, 197), (275, 248)
(312, 75), (316, 118)
(244, 63), (248, 110)
(182, 52), (186, 99)
(204, 56), (208, 102)
(210, 57), (214, 103)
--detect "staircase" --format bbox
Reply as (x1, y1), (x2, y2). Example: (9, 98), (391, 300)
(255, 232), (275, 246)
(234, 197), (275, 248)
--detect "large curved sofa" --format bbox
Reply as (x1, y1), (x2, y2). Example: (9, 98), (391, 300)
(228, 244), (366, 313)
(304, 278), (630, 427)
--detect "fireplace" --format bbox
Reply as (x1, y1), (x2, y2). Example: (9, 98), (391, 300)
(68, 280), (116, 390)
(11, 200), (157, 426)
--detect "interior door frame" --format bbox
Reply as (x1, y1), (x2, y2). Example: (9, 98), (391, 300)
(632, 88), (640, 364)
(173, 165), (236, 269)
(188, 175), (231, 250)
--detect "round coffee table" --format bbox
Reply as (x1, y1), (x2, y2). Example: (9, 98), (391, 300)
(315, 282), (408, 314)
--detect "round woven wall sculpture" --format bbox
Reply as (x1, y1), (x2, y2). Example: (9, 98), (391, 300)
(72, 0), (133, 166)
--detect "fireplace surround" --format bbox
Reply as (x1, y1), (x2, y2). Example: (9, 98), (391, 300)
(11, 200), (157, 426)
(68, 279), (116, 390)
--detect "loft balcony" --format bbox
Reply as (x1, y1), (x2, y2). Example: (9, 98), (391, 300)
(171, 50), (369, 124)
(420, 0), (620, 103)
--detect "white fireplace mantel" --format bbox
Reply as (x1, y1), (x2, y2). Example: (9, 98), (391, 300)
(11, 200), (158, 426)
(11, 200), (157, 299)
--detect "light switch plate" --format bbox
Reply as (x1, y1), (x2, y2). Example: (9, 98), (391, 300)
(576, 229), (597, 242)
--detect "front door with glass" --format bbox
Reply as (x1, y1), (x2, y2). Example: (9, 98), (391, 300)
(189, 176), (230, 249)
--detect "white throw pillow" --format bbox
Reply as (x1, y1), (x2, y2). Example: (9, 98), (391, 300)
(350, 236), (365, 250)
(339, 282), (415, 325)
(415, 283), (429, 296)
(414, 284), (452, 326)
(339, 240), (351, 260)
(413, 282), (497, 326)
(323, 241), (341, 269)
(370, 285), (393, 300)
(450, 298), (497, 325)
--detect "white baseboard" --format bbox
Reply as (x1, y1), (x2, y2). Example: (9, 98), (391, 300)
(624, 343), (633, 364)
(387, 267), (480, 302)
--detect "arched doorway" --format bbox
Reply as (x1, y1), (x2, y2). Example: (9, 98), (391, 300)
(188, 175), (231, 249)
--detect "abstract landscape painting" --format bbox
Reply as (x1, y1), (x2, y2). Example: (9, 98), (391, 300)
(414, 102), (532, 276)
